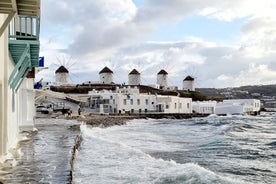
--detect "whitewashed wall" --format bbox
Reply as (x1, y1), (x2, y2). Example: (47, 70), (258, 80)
(115, 93), (157, 113)
(183, 80), (195, 91)
(128, 74), (141, 85)
(157, 74), (168, 88)
(0, 14), (8, 158)
(222, 99), (261, 112)
(56, 73), (69, 85)
(216, 104), (244, 115)
(19, 78), (35, 130)
(0, 14), (35, 160)
(156, 96), (192, 114)
(99, 73), (113, 84)
(89, 89), (156, 114)
(0, 14), (19, 158)
(192, 101), (216, 114)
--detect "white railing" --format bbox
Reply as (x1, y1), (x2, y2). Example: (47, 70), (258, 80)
(9, 15), (40, 40)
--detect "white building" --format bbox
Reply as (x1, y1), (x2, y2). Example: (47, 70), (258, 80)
(183, 76), (195, 91)
(192, 101), (216, 114)
(157, 69), (168, 89)
(216, 99), (261, 115)
(55, 65), (69, 85)
(0, 0), (40, 161)
(88, 87), (156, 114)
(156, 95), (192, 114)
(128, 69), (141, 85)
(99, 66), (113, 84)
(88, 87), (192, 114)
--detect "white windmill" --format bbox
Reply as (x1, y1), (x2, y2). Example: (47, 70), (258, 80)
(124, 60), (151, 85)
(183, 75), (195, 91)
(181, 65), (202, 91)
(128, 69), (141, 85)
(53, 55), (79, 85)
(99, 66), (114, 84)
(55, 65), (69, 85)
(157, 69), (168, 89)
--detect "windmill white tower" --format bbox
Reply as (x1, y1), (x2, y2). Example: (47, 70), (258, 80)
(99, 66), (113, 84)
(128, 69), (141, 85)
(55, 65), (69, 85)
(183, 75), (195, 91)
(157, 69), (168, 89)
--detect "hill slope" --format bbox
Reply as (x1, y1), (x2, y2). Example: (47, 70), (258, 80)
(197, 84), (276, 108)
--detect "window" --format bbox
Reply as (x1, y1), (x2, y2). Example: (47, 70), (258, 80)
(200, 107), (204, 112)
(187, 103), (190, 109)
(102, 99), (110, 104)
(137, 99), (140, 105)
(130, 99), (133, 105)
(113, 99), (115, 104)
(166, 105), (169, 109)
(175, 103), (177, 109)
(123, 99), (127, 105)
(145, 99), (148, 105)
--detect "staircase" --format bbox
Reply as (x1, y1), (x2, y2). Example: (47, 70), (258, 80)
(8, 16), (40, 91)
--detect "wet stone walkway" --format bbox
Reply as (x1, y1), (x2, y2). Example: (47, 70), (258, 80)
(0, 118), (81, 184)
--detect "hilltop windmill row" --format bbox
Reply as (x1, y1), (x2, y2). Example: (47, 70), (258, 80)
(50, 65), (195, 92)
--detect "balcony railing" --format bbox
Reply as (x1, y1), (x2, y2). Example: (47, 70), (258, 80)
(8, 15), (40, 41)
(8, 15), (41, 91)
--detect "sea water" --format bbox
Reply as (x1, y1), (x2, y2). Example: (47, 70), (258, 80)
(73, 112), (276, 184)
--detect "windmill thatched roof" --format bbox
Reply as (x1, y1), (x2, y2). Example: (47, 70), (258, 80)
(157, 69), (168, 75)
(183, 75), (194, 81)
(99, 66), (113, 74)
(55, 66), (69, 73)
(129, 69), (140, 75)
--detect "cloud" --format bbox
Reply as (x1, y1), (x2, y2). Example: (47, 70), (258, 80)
(217, 74), (232, 81)
(39, 0), (276, 88)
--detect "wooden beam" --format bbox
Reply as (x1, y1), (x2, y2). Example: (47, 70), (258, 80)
(17, 0), (40, 16)
(0, 11), (16, 38)
(0, 10), (13, 14)
(0, 4), (12, 9)
(11, 0), (17, 13)
(17, 0), (38, 5)
(0, 0), (12, 3)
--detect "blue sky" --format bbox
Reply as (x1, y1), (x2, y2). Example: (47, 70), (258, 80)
(37, 0), (276, 88)
(147, 15), (245, 44)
